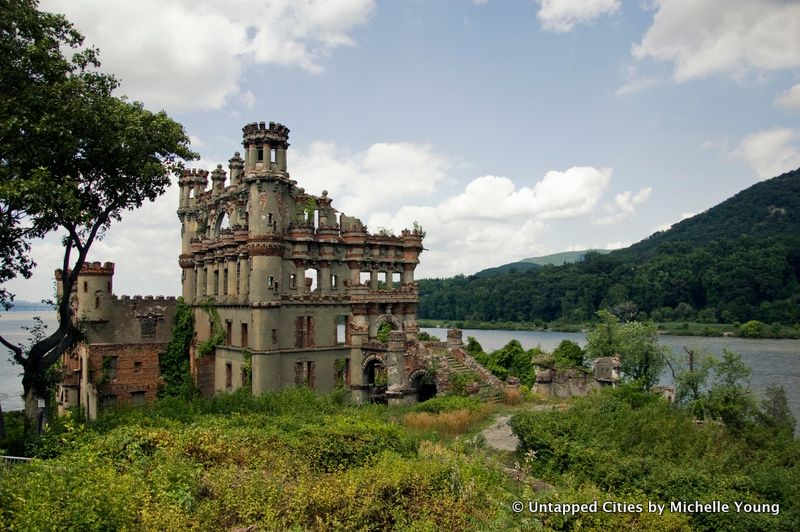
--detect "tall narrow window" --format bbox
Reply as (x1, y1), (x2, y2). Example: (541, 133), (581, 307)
(223, 269), (228, 295)
(226, 321), (232, 346)
(225, 362), (233, 389)
(103, 356), (118, 381)
(307, 361), (316, 389)
(257, 146), (264, 162)
(270, 148), (277, 163)
(83, 281), (88, 292)
(331, 274), (339, 289)
(241, 323), (249, 348)
(214, 271), (219, 295)
(268, 276), (275, 288)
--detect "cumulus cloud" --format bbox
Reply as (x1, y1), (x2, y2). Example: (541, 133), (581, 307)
(40, 0), (376, 111)
(363, 165), (618, 277)
(775, 83), (800, 110)
(595, 187), (652, 225)
(536, 0), (621, 33)
(633, 0), (800, 82)
(739, 128), (800, 180)
(438, 167), (612, 222)
(290, 141), (453, 216)
(366, 207), (549, 279)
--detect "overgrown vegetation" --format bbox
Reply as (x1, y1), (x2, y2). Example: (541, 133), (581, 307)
(159, 298), (196, 399)
(196, 299), (225, 358)
(510, 385), (799, 531)
(0, 388), (525, 530)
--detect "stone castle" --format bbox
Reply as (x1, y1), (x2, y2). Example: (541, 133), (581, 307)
(58, 120), (500, 417)
(177, 121), (426, 403)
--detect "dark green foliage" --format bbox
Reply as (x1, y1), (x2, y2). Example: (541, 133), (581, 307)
(738, 319), (767, 338)
(448, 371), (478, 396)
(510, 388), (800, 532)
(376, 321), (392, 343)
(419, 169), (800, 326)
(587, 310), (667, 390)
(0, 0), (196, 427)
(159, 298), (196, 399)
(552, 339), (585, 367)
(474, 340), (541, 385)
(758, 385), (797, 437)
(412, 395), (482, 413)
(465, 335), (484, 358)
(196, 299), (225, 358)
(417, 331), (440, 341)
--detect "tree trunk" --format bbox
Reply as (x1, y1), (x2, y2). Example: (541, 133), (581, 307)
(24, 386), (39, 435)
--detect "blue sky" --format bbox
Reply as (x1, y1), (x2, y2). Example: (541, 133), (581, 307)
(10, 0), (800, 301)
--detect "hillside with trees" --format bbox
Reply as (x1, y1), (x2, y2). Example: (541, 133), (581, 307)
(419, 168), (800, 325)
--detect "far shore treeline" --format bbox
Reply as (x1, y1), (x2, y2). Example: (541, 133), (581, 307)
(420, 169), (800, 329)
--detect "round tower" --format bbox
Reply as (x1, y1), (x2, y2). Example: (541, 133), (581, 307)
(242, 121), (290, 174)
(74, 262), (115, 322)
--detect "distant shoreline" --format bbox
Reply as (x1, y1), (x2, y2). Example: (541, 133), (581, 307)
(418, 319), (800, 340)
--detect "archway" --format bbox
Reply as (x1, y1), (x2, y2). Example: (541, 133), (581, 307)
(362, 355), (387, 388)
(409, 369), (437, 402)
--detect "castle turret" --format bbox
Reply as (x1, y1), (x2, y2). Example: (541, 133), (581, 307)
(55, 262), (115, 322)
(242, 121), (290, 173)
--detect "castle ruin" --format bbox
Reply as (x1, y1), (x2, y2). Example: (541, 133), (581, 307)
(178, 121), (427, 404)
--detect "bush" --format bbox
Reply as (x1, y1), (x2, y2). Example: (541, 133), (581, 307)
(552, 339), (585, 368)
(738, 319), (767, 338)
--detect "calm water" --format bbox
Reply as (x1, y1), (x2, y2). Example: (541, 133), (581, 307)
(2, 314), (798, 426)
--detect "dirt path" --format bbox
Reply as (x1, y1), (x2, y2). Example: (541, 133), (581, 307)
(480, 404), (564, 452)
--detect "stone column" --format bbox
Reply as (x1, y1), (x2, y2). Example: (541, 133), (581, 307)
(385, 330), (407, 405)
(403, 263), (414, 284)
(225, 254), (237, 301)
(296, 262), (307, 294)
(385, 268), (394, 289)
(238, 254), (249, 303)
(319, 262), (331, 293)
(195, 264), (205, 299)
(205, 259), (215, 299)
(216, 257), (225, 301)
(370, 270), (379, 290)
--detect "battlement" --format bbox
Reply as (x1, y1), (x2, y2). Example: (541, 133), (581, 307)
(242, 121), (290, 143)
(112, 295), (177, 302)
(55, 261), (115, 280)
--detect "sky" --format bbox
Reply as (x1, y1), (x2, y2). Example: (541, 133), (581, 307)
(8, 0), (800, 302)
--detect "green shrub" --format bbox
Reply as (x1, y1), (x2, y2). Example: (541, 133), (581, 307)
(412, 395), (482, 414)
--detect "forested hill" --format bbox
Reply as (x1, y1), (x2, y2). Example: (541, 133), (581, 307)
(419, 168), (800, 324)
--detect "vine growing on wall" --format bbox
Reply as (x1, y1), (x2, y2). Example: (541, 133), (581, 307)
(159, 297), (197, 399)
(197, 299), (226, 358)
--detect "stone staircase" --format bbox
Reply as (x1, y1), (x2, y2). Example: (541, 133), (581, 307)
(440, 351), (505, 403)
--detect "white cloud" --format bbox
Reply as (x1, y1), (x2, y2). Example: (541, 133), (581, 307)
(366, 207), (549, 278)
(595, 187), (652, 225)
(291, 141), (453, 217)
(651, 211), (695, 233)
(536, 0), (621, 33)
(40, 0), (376, 111)
(633, 0), (800, 82)
(438, 166), (612, 222)
(616, 65), (660, 95)
(775, 82), (800, 110)
(739, 128), (800, 180)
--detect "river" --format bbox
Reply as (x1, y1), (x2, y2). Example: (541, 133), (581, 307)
(2, 313), (798, 428)
(420, 327), (800, 429)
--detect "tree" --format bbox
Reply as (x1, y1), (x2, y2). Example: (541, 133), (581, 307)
(0, 0), (196, 428)
(587, 310), (667, 390)
(552, 339), (584, 368)
(705, 350), (757, 431)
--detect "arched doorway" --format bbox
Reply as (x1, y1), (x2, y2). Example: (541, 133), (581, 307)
(410, 369), (437, 402)
(363, 356), (388, 404)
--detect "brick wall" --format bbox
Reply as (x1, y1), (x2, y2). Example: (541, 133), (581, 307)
(86, 343), (165, 406)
